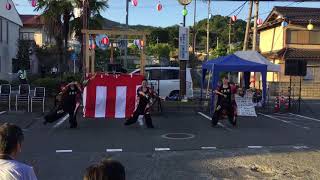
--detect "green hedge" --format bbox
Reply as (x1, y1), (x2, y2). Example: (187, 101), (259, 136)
(0, 80), (9, 85)
(32, 78), (61, 96)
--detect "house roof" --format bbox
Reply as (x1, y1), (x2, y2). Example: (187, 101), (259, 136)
(272, 6), (320, 24)
(0, 0), (22, 26)
(281, 48), (320, 60)
(259, 6), (320, 30)
(20, 15), (44, 27)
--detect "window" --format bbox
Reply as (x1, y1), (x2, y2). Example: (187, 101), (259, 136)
(6, 21), (8, 44)
(20, 32), (35, 41)
(287, 30), (320, 44)
(0, 18), (2, 42)
(161, 69), (179, 80)
(149, 69), (161, 80)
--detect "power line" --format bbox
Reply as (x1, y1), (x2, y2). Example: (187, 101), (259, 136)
(227, 1), (247, 17)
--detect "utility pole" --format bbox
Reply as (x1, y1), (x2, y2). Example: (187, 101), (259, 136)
(243, 0), (253, 51)
(252, 0), (259, 51)
(82, 0), (88, 74)
(228, 19), (232, 53)
(180, 5), (187, 98)
(206, 0), (211, 60)
(193, 0), (197, 55)
(124, 0), (129, 68)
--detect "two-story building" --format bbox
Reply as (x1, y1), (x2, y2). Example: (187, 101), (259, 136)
(258, 6), (320, 97)
(20, 14), (55, 47)
(0, 0), (23, 80)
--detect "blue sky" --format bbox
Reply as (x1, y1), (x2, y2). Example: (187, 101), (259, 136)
(12, 0), (320, 27)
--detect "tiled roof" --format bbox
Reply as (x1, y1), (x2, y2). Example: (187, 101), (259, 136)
(20, 15), (44, 27)
(283, 48), (320, 60)
(273, 6), (320, 24)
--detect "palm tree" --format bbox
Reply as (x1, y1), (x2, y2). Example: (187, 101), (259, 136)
(35, 0), (108, 72)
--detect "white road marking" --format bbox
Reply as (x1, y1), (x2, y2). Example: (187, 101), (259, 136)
(293, 146), (309, 150)
(106, 149), (123, 152)
(53, 114), (70, 128)
(248, 146), (263, 149)
(56, 150), (72, 153)
(289, 113), (320, 123)
(0, 111), (6, 115)
(197, 112), (233, 131)
(201, 147), (217, 150)
(155, 148), (170, 151)
(259, 113), (310, 130)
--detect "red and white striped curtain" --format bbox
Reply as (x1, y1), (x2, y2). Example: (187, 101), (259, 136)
(83, 74), (144, 118)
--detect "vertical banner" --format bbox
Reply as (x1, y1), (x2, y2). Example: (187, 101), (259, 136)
(179, 27), (189, 60)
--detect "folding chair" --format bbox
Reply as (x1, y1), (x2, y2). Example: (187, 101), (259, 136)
(0, 84), (12, 111)
(31, 87), (46, 112)
(15, 84), (30, 112)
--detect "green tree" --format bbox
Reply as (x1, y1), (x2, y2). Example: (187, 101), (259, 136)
(13, 40), (31, 73)
(146, 43), (172, 62)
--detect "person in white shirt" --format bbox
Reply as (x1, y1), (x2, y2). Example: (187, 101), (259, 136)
(0, 123), (37, 180)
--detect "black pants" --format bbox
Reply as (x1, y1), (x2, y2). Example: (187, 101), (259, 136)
(125, 110), (154, 128)
(212, 103), (236, 126)
(67, 105), (78, 128)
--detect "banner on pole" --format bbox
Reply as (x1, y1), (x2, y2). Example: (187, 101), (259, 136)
(179, 27), (189, 60)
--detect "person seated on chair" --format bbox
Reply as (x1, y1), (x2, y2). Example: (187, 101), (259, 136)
(211, 76), (236, 127)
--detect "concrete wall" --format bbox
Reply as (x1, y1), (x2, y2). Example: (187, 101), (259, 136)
(0, 18), (20, 80)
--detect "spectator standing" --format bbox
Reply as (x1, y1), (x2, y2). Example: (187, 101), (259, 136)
(0, 123), (38, 180)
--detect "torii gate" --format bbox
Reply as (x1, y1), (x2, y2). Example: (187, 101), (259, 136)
(81, 29), (149, 75)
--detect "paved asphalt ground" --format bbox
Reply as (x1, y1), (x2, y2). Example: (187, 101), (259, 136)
(0, 101), (320, 179)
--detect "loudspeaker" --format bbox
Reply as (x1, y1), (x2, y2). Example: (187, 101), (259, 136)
(285, 59), (307, 76)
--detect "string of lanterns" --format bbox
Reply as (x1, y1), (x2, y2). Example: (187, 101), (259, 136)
(131, 0), (163, 12)
(88, 35), (144, 50)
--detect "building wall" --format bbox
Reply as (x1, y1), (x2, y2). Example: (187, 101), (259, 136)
(20, 27), (55, 46)
(259, 26), (284, 53)
(0, 18), (20, 80)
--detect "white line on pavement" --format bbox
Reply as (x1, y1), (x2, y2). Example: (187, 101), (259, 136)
(197, 112), (232, 131)
(0, 111), (6, 115)
(201, 147), (217, 150)
(106, 149), (123, 152)
(56, 150), (72, 153)
(289, 113), (320, 123)
(248, 146), (263, 149)
(53, 114), (70, 128)
(155, 148), (170, 151)
(293, 146), (309, 150)
(259, 113), (310, 130)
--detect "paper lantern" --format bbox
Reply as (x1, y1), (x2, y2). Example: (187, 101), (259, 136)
(231, 15), (237, 22)
(89, 39), (96, 50)
(140, 40), (144, 47)
(31, 0), (37, 7)
(182, 9), (188, 16)
(157, 2), (162, 11)
(101, 36), (109, 45)
(132, 0), (138, 7)
(257, 18), (263, 25)
(281, 21), (288, 27)
(307, 23), (314, 31)
(5, 2), (11, 10)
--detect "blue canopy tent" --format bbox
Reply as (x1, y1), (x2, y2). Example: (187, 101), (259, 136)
(201, 54), (268, 114)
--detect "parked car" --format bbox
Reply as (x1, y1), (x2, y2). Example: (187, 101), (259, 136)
(131, 67), (193, 99)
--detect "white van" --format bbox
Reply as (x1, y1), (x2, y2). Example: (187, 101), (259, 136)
(131, 67), (193, 99)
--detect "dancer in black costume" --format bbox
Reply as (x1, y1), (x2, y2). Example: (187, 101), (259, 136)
(124, 79), (158, 128)
(211, 76), (237, 127)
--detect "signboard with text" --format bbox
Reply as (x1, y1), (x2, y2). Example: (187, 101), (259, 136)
(179, 27), (189, 61)
(235, 94), (257, 117)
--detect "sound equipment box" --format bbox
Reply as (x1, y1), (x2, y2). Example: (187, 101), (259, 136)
(284, 59), (307, 76)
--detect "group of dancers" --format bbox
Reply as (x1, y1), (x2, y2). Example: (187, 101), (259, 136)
(44, 75), (237, 129)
